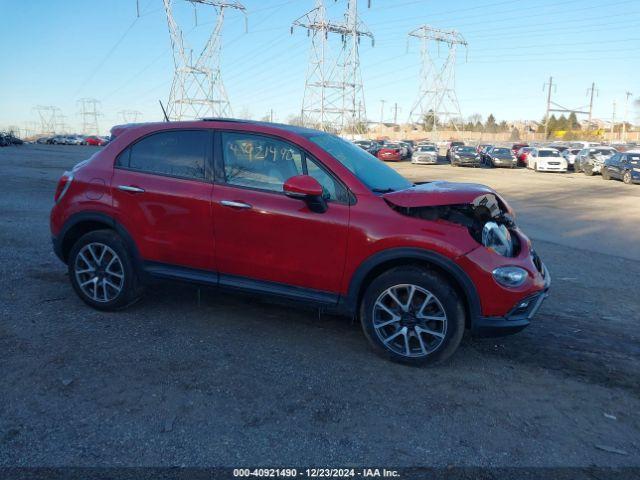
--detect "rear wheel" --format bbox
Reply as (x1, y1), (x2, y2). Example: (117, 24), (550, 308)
(68, 230), (143, 311)
(602, 169), (611, 180)
(623, 171), (633, 185)
(360, 266), (465, 365)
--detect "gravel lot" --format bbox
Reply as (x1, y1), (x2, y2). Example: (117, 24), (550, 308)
(1, 145), (639, 468)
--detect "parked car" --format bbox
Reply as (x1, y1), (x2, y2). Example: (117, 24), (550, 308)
(397, 141), (411, 159)
(526, 148), (567, 172)
(84, 136), (108, 146)
(451, 146), (482, 167)
(477, 144), (492, 154)
(377, 143), (403, 162)
(516, 147), (533, 167)
(511, 143), (528, 156)
(36, 136), (52, 144)
(354, 140), (380, 156)
(411, 144), (438, 164)
(446, 141), (465, 162)
(561, 148), (581, 170)
(574, 147), (617, 175)
(484, 147), (517, 168)
(48, 135), (69, 145)
(0, 132), (23, 146)
(50, 119), (549, 365)
(602, 150), (640, 184)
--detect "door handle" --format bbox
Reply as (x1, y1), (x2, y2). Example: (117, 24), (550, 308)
(117, 185), (145, 193)
(220, 200), (252, 209)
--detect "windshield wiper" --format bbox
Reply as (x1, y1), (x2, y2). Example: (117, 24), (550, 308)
(372, 188), (395, 193)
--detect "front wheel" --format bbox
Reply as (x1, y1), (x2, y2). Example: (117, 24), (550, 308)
(68, 230), (143, 311)
(584, 165), (594, 176)
(360, 266), (465, 366)
(623, 171), (633, 185)
(602, 169), (611, 180)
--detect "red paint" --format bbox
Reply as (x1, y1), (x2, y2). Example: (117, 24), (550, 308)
(50, 120), (548, 319)
(377, 147), (402, 162)
(283, 175), (323, 197)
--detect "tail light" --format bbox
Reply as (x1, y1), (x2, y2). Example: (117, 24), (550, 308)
(394, 149), (400, 154)
(54, 173), (73, 203)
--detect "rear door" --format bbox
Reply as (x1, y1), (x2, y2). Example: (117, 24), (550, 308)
(111, 129), (215, 271)
(211, 131), (350, 297)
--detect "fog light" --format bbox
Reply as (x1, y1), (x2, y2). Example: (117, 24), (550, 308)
(492, 266), (528, 287)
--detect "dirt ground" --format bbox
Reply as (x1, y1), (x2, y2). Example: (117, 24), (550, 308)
(1, 145), (639, 468)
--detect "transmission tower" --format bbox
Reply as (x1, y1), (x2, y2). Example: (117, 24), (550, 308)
(163, 0), (246, 120)
(78, 98), (102, 135)
(119, 110), (143, 123)
(292, 0), (373, 134)
(408, 26), (467, 139)
(34, 106), (63, 135)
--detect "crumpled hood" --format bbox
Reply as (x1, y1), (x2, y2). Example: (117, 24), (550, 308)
(382, 181), (498, 208)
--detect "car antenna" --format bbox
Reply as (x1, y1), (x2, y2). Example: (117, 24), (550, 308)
(159, 100), (169, 122)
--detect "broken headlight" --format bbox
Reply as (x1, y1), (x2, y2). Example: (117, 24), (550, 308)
(482, 221), (514, 257)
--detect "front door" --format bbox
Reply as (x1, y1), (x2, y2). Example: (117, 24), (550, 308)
(111, 129), (215, 271)
(212, 131), (350, 296)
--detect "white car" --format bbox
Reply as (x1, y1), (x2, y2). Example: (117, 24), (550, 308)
(526, 148), (567, 172)
(411, 145), (438, 164)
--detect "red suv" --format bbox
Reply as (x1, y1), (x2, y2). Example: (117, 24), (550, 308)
(50, 120), (550, 365)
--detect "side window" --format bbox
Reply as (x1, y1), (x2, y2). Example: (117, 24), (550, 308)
(305, 156), (349, 204)
(124, 130), (208, 180)
(222, 132), (303, 192)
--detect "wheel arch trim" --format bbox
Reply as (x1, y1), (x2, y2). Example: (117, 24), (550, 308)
(341, 247), (481, 327)
(54, 211), (141, 268)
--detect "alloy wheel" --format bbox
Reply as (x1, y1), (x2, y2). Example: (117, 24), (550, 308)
(624, 171), (632, 184)
(372, 284), (448, 358)
(74, 242), (124, 302)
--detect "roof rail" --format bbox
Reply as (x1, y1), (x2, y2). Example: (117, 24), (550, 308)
(200, 117), (251, 123)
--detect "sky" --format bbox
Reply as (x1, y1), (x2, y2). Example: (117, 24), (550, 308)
(1, 0), (639, 135)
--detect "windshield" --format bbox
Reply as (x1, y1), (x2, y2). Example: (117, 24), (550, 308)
(594, 149), (616, 156)
(458, 147), (476, 154)
(306, 133), (412, 192)
(539, 150), (560, 157)
(419, 146), (436, 152)
(492, 148), (511, 155)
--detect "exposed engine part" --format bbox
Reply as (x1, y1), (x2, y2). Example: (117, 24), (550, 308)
(387, 193), (519, 256)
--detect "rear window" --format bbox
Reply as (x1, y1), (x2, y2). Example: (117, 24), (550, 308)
(539, 150), (560, 157)
(492, 148), (511, 155)
(117, 130), (208, 180)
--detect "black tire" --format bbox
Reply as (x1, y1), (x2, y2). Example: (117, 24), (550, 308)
(602, 169), (610, 180)
(623, 171), (633, 185)
(584, 165), (594, 176)
(359, 266), (465, 366)
(68, 229), (143, 311)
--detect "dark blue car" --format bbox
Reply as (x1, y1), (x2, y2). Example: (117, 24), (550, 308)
(602, 151), (640, 184)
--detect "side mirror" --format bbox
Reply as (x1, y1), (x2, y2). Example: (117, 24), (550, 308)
(283, 175), (327, 213)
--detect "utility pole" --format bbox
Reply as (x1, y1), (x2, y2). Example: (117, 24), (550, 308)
(163, 0), (247, 120)
(611, 100), (617, 135)
(292, 0), (374, 134)
(393, 102), (398, 125)
(587, 82), (597, 125)
(379, 99), (385, 124)
(622, 91), (632, 142)
(408, 25), (467, 141)
(270, 109), (274, 123)
(544, 76), (553, 138)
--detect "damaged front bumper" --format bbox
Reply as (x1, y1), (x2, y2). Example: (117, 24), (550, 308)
(472, 260), (551, 337)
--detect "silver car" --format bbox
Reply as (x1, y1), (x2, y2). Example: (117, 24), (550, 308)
(411, 145), (438, 164)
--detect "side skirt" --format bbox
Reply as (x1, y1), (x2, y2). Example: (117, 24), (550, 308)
(142, 261), (344, 311)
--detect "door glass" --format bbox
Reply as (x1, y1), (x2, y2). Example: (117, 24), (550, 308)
(222, 132), (304, 192)
(305, 156), (349, 203)
(125, 130), (208, 180)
